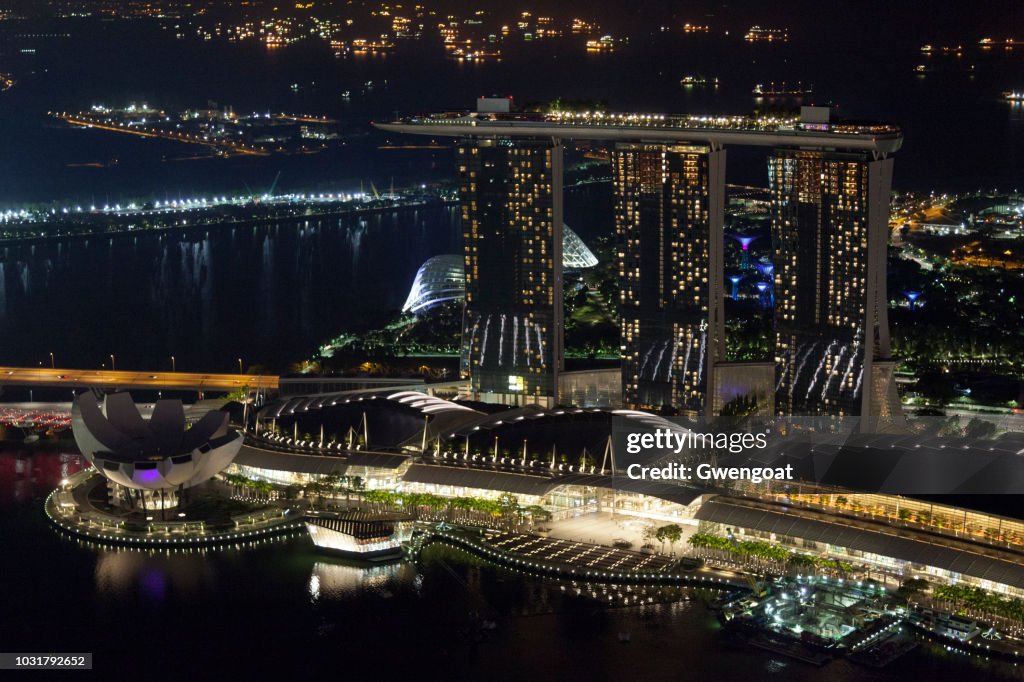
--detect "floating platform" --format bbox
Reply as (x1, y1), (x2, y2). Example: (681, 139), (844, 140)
(305, 510), (413, 561)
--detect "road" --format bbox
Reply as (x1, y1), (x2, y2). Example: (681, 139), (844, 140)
(0, 366), (278, 392)
(56, 114), (271, 156)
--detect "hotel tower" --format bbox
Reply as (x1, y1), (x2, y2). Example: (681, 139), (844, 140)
(769, 149), (900, 416)
(457, 136), (564, 407)
(612, 143), (725, 413)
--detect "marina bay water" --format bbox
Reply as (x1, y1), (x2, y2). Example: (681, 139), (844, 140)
(2, 447), (1019, 679)
(0, 187), (611, 374)
(0, 205), (460, 372)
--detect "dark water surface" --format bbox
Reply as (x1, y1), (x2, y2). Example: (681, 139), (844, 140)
(0, 205), (460, 373)
(0, 20), (1021, 202)
(0, 185), (612, 375)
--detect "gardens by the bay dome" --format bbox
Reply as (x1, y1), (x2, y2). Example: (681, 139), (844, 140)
(403, 224), (597, 314)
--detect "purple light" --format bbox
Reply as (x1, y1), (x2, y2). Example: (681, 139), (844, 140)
(140, 569), (167, 601)
(134, 468), (161, 484)
(756, 262), (774, 277)
(756, 282), (769, 292)
(736, 236), (756, 251)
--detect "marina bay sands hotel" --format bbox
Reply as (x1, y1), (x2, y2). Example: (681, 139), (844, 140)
(374, 99), (904, 417)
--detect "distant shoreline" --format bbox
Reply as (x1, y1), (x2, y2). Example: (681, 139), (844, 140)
(0, 195), (455, 246)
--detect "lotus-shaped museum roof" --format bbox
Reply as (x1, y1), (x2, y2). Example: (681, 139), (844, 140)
(72, 392), (242, 490)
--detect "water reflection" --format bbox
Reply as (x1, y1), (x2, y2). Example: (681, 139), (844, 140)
(0, 449), (85, 504)
(308, 559), (405, 601)
(94, 549), (216, 599)
(0, 205), (460, 370)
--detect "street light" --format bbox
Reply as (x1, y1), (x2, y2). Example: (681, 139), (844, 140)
(237, 358), (243, 374)
(171, 355), (176, 372)
(110, 354), (116, 371)
(49, 352), (55, 369)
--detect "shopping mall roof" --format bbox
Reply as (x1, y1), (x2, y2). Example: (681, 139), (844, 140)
(697, 497), (1024, 590)
(236, 445), (411, 475)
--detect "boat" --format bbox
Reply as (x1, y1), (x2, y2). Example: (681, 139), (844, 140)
(681, 75), (719, 87)
(848, 632), (919, 669)
(1003, 91), (1024, 101)
(747, 633), (833, 666)
(752, 81), (812, 97)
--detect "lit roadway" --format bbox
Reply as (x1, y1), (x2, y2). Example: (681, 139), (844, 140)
(55, 113), (271, 156)
(0, 367), (278, 392)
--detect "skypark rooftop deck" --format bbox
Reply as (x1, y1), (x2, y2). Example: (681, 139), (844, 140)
(373, 110), (903, 155)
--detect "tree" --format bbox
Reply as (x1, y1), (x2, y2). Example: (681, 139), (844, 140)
(654, 524), (683, 554)
(523, 505), (552, 526)
(497, 493), (520, 519)
(659, 524), (683, 555)
(899, 578), (930, 599)
(642, 525), (657, 547)
(304, 480), (323, 508)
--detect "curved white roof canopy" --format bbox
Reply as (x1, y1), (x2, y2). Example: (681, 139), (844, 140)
(402, 225), (597, 314)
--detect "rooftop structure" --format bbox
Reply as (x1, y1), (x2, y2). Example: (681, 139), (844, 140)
(373, 108), (903, 156)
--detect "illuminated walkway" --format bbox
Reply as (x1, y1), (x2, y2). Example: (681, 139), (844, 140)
(485, 531), (674, 573)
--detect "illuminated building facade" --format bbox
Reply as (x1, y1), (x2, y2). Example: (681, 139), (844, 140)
(770, 149), (899, 416)
(402, 254), (465, 314)
(613, 143), (725, 413)
(458, 137), (563, 407)
(375, 104), (903, 416)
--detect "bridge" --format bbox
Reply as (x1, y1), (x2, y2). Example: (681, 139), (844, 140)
(0, 366), (279, 392)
